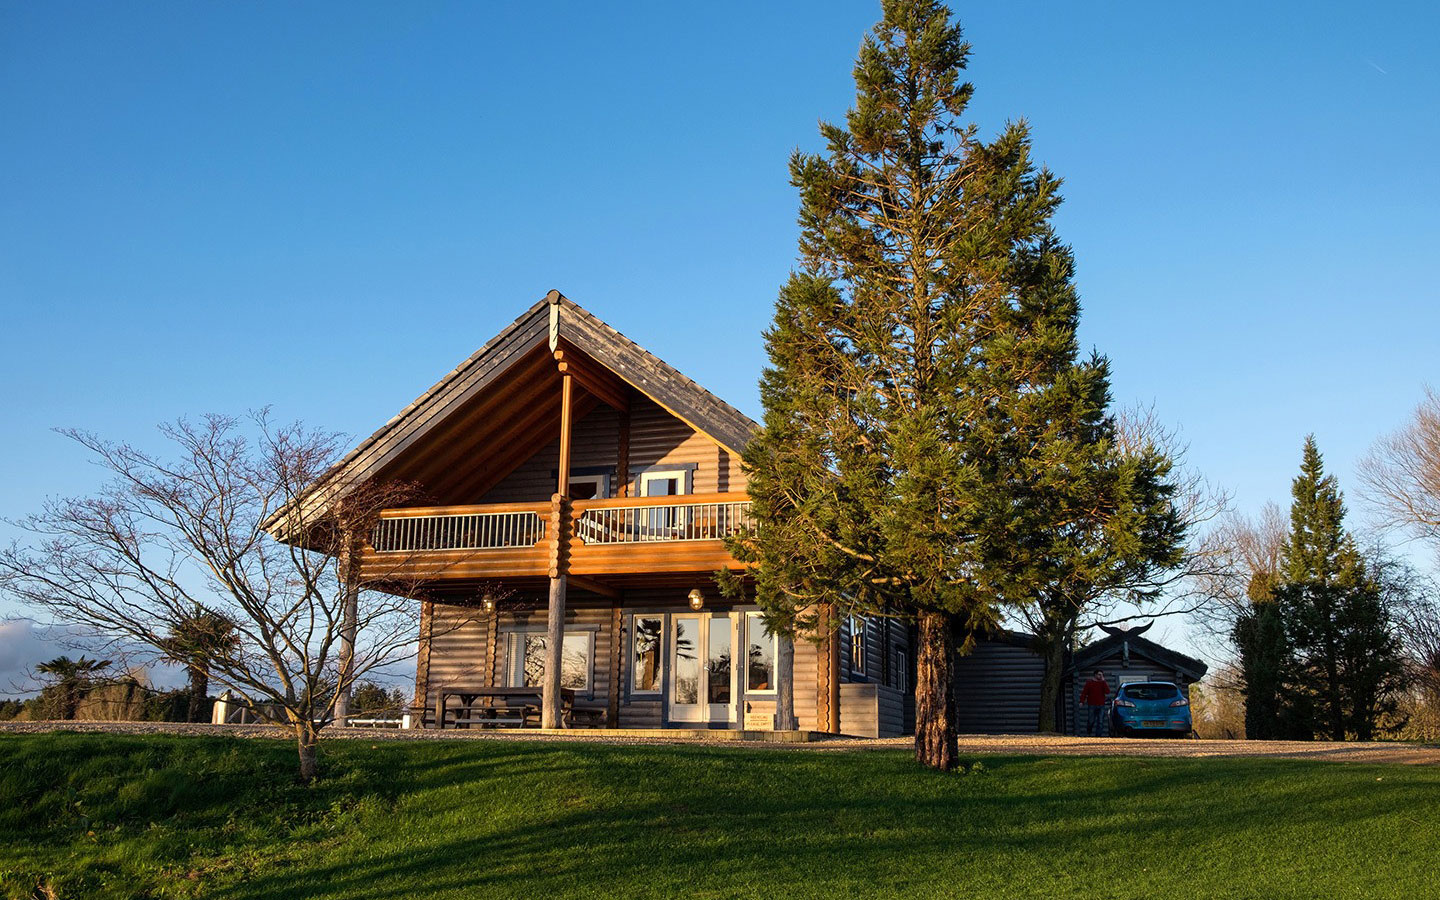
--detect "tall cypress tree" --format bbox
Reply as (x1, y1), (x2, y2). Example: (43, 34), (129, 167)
(1274, 437), (1406, 739)
(731, 0), (1123, 769)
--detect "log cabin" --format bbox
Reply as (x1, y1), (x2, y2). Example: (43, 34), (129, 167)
(281, 291), (914, 736)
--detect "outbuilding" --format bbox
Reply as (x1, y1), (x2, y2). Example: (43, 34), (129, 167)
(955, 624), (1208, 736)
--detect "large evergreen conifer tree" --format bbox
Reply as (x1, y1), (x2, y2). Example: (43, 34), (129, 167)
(732, 0), (1143, 768)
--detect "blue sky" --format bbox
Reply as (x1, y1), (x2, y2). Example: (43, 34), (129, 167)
(1, 2), (1437, 682)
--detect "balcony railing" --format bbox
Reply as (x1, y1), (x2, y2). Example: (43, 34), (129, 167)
(371, 506), (546, 553)
(368, 495), (751, 553)
(574, 499), (752, 544)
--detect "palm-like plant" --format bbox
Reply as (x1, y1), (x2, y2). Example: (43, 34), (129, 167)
(157, 609), (237, 722)
(34, 655), (112, 720)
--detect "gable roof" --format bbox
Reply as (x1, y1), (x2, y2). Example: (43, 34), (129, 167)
(268, 290), (757, 534)
(1068, 629), (1209, 682)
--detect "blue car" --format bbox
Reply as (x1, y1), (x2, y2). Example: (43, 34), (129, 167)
(1110, 681), (1192, 738)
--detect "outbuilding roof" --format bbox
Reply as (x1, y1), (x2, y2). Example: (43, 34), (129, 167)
(1069, 628), (1209, 682)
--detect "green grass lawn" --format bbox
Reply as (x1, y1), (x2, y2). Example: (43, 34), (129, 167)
(2, 733), (1437, 899)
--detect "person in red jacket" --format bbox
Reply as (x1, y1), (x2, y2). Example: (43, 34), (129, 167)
(1080, 670), (1110, 736)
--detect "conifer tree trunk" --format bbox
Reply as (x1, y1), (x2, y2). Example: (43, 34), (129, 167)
(1036, 639), (1066, 733)
(915, 610), (957, 770)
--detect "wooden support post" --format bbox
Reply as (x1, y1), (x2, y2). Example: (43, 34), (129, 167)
(607, 602), (623, 727)
(541, 365), (575, 730)
(484, 605), (499, 688)
(413, 600), (434, 728)
(816, 612), (830, 733)
(816, 603), (841, 734)
(334, 527), (361, 727)
(616, 394), (631, 498)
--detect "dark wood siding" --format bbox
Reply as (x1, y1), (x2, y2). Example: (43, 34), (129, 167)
(953, 639), (1047, 734)
(480, 406), (620, 503)
(839, 615), (908, 689)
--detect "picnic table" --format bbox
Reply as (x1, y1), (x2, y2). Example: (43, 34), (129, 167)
(433, 687), (606, 729)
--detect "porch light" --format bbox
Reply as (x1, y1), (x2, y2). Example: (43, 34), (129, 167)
(481, 593), (497, 614)
(687, 589), (705, 611)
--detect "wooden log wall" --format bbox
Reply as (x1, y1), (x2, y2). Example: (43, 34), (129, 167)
(423, 589), (846, 733)
(423, 600), (617, 718)
(480, 395), (745, 504)
(481, 406), (619, 503)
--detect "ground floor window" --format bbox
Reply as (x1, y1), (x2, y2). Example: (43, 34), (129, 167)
(744, 611), (776, 693)
(631, 615), (663, 693)
(505, 632), (593, 693)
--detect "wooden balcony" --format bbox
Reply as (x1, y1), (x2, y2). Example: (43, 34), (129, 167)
(360, 493), (752, 583)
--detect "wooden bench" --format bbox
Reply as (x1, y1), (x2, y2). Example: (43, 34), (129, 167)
(566, 707), (607, 728)
(448, 706), (530, 728)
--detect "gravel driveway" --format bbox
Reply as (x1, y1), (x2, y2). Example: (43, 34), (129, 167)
(4, 721), (1437, 764)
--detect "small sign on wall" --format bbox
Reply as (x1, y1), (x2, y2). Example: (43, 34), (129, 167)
(744, 706), (774, 731)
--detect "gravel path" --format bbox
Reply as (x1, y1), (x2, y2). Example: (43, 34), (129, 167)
(3, 721), (1437, 764)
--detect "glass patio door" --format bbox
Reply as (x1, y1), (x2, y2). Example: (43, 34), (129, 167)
(669, 613), (736, 724)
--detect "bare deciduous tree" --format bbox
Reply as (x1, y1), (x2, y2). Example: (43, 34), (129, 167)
(1360, 387), (1440, 552)
(1357, 390), (1440, 733)
(0, 412), (459, 781)
(1188, 502), (1288, 648)
(1188, 661), (1248, 739)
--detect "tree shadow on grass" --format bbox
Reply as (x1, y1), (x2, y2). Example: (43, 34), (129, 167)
(219, 748), (1440, 900)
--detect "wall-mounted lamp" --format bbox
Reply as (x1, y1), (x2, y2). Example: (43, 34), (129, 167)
(481, 594), (497, 614)
(687, 589), (705, 611)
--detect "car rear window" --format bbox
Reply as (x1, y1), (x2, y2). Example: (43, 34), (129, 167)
(1121, 683), (1179, 700)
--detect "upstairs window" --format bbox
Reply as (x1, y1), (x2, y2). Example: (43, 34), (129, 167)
(569, 474), (609, 500)
(640, 470), (688, 497)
